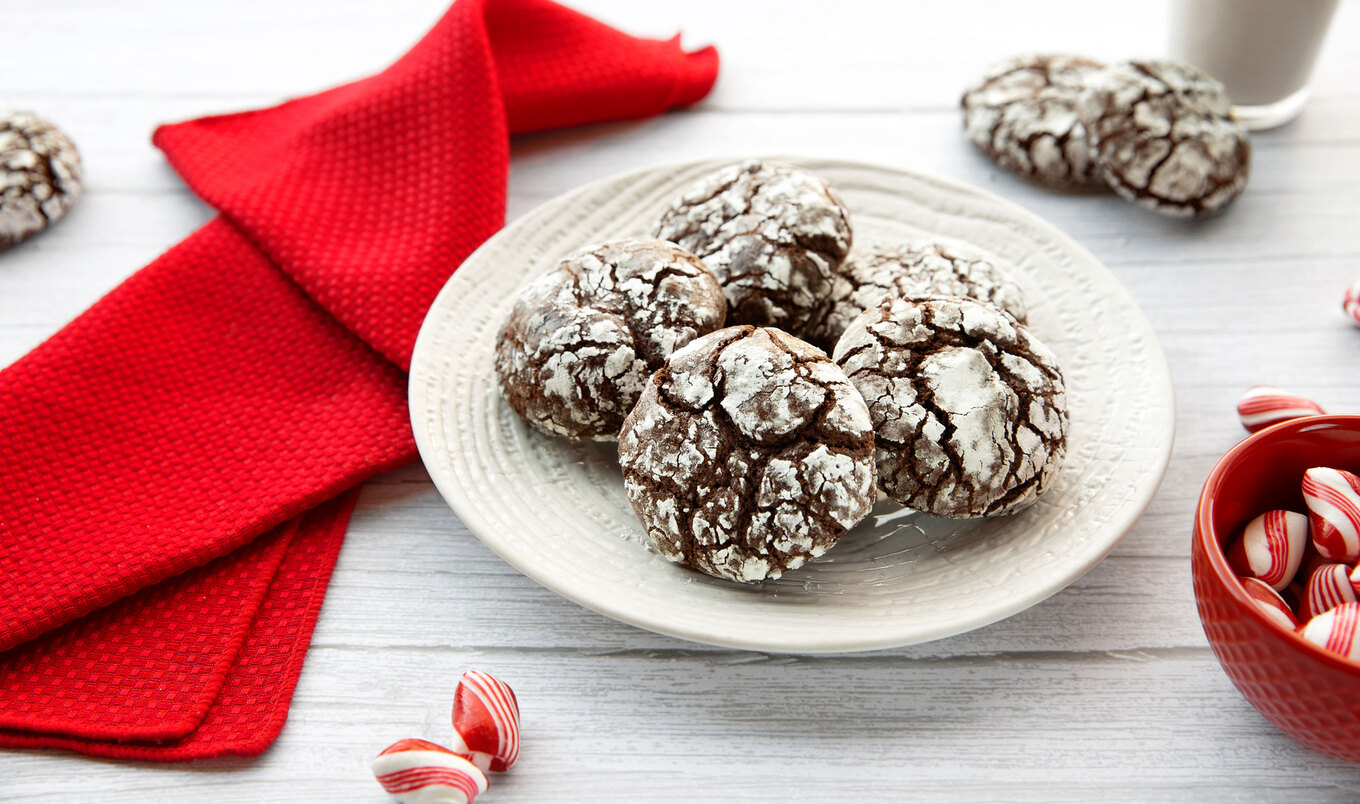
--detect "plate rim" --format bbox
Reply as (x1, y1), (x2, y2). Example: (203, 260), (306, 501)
(408, 155), (1177, 654)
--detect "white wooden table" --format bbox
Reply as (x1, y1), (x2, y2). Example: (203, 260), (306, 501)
(5, 1), (1360, 800)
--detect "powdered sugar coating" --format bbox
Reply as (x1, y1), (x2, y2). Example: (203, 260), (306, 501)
(835, 296), (1067, 518)
(1, 111), (83, 250)
(1082, 59), (1250, 218)
(801, 242), (1028, 353)
(495, 238), (726, 440)
(619, 326), (876, 583)
(653, 160), (852, 332)
(961, 54), (1107, 188)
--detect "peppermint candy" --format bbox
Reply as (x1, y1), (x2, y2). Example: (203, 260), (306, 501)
(451, 670), (521, 773)
(1302, 563), (1358, 621)
(1226, 510), (1309, 591)
(372, 738), (489, 804)
(1302, 467), (1360, 563)
(373, 671), (520, 803)
(1236, 386), (1325, 433)
(1344, 280), (1360, 328)
(1240, 576), (1299, 631)
(1299, 602), (1360, 660)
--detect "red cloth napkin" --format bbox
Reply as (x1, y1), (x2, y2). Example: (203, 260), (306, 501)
(0, 0), (717, 761)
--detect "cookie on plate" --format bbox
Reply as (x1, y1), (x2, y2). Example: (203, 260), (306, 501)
(653, 159), (852, 332)
(835, 295), (1067, 518)
(1, 111), (83, 250)
(961, 54), (1107, 188)
(800, 242), (1028, 354)
(1082, 59), (1250, 218)
(619, 326), (876, 583)
(495, 238), (726, 440)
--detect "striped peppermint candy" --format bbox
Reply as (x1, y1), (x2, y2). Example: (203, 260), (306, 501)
(1302, 467), (1360, 563)
(1302, 563), (1358, 621)
(1236, 386), (1325, 433)
(451, 670), (520, 773)
(372, 738), (489, 804)
(1350, 564), (1360, 598)
(1239, 576), (1299, 631)
(1225, 510), (1309, 591)
(1344, 280), (1360, 327)
(1299, 601), (1360, 660)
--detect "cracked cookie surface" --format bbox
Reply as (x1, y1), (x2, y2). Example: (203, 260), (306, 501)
(652, 160), (852, 333)
(1, 111), (83, 250)
(801, 242), (1028, 354)
(961, 54), (1107, 188)
(495, 238), (726, 440)
(835, 296), (1067, 518)
(1082, 59), (1250, 218)
(619, 326), (876, 583)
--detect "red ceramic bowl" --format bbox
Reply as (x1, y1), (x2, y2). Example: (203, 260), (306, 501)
(1193, 414), (1360, 762)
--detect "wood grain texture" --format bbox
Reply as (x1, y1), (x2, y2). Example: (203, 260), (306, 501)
(3, 0), (1360, 800)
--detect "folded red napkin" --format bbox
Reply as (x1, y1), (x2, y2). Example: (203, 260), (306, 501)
(0, 0), (717, 760)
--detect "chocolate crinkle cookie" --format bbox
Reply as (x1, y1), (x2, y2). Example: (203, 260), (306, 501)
(801, 241), (1028, 354)
(619, 326), (876, 583)
(961, 54), (1107, 188)
(495, 238), (726, 440)
(653, 159), (852, 333)
(835, 296), (1067, 518)
(1082, 59), (1250, 218)
(1, 111), (83, 250)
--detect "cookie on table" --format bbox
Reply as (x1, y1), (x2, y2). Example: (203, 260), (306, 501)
(619, 326), (876, 583)
(800, 242), (1028, 354)
(1081, 59), (1250, 218)
(495, 238), (726, 440)
(961, 54), (1107, 188)
(1, 111), (83, 250)
(835, 296), (1067, 518)
(653, 159), (852, 333)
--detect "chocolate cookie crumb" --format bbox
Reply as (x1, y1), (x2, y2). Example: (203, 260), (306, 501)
(961, 54), (1107, 188)
(620, 326), (876, 583)
(495, 238), (726, 440)
(1082, 59), (1250, 218)
(801, 242), (1028, 354)
(835, 296), (1067, 518)
(653, 160), (852, 332)
(1, 111), (83, 250)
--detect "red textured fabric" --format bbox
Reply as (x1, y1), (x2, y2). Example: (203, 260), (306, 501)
(0, 492), (355, 760)
(0, 0), (717, 760)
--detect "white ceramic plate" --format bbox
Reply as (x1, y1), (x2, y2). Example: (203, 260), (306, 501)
(409, 157), (1175, 654)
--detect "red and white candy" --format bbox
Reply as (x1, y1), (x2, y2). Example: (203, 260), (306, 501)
(1236, 386), (1325, 433)
(1302, 563), (1358, 621)
(1240, 576), (1299, 631)
(1302, 467), (1360, 563)
(1344, 279), (1360, 327)
(451, 670), (520, 774)
(1299, 602), (1360, 660)
(372, 738), (489, 804)
(1226, 510), (1309, 591)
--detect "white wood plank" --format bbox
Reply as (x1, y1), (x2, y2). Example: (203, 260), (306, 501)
(3, 0), (1356, 113)
(7, 646), (1360, 802)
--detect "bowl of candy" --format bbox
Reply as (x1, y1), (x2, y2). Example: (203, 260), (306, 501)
(1193, 413), (1360, 762)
